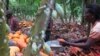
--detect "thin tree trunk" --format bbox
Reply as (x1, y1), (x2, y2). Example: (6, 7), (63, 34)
(81, 0), (86, 25)
(86, 0), (96, 37)
(87, 23), (91, 37)
(93, 0), (96, 4)
(5, 0), (9, 10)
(69, 15), (71, 23)
(81, 0), (91, 37)
(45, 0), (55, 42)
(63, 0), (67, 22)
(84, 0), (93, 37)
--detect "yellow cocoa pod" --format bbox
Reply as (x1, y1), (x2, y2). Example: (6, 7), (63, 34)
(55, 3), (64, 17)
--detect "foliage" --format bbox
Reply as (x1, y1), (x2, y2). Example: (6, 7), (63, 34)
(9, 0), (40, 16)
(54, 0), (82, 22)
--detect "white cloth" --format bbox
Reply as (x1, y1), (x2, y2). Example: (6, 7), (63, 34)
(91, 22), (100, 32)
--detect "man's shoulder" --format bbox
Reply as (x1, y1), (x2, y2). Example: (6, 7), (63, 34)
(12, 16), (19, 21)
(91, 22), (100, 32)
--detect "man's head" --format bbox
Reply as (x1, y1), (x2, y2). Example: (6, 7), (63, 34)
(84, 4), (100, 23)
(6, 10), (13, 19)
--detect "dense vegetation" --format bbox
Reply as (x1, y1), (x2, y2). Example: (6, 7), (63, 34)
(0, 0), (100, 56)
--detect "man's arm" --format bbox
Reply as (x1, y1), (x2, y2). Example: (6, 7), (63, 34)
(69, 37), (88, 43)
(65, 32), (100, 48)
(66, 38), (94, 48)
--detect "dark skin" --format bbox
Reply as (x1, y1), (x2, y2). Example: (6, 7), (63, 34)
(59, 32), (100, 48)
(6, 10), (20, 32)
(58, 8), (100, 48)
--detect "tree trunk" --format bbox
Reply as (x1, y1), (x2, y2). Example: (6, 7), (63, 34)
(5, 0), (9, 10)
(69, 15), (72, 23)
(93, 0), (96, 4)
(63, 0), (67, 22)
(82, 0), (94, 36)
(0, 0), (9, 56)
(81, 0), (86, 25)
(69, 0), (72, 23)
(44, 0), (55, 42)
(86, 0), (96, 37)
(40, 0), (48, 6)
(87, 23), (91, 37)
(23, 0), (55, 56)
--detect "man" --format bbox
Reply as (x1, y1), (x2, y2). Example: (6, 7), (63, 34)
(58, 4), (100, 56)
(6, 10), (19, 31)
